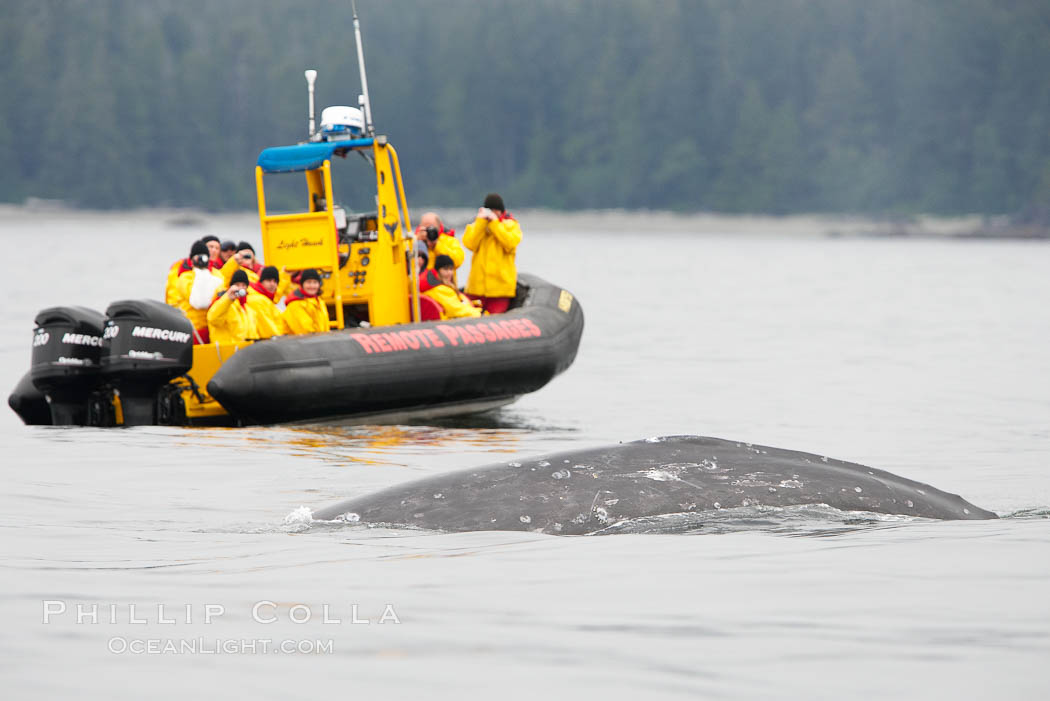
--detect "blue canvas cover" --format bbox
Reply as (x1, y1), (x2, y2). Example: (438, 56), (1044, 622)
(257, 138), (374, 173)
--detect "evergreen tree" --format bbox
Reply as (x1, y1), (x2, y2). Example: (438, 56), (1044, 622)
(1, 0), (1047, 216)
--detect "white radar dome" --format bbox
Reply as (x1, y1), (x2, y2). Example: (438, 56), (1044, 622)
(319, 106), (365, 141)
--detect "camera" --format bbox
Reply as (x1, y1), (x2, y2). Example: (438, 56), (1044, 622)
(191, 253), (209, 269)
(425, 226), (440, 242)
(232, 288), (247, 299)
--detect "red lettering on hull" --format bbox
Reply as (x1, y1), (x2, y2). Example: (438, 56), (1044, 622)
(351, 318), (542, 354)
(437, 326), (459, 346)
(351, 335), (379, 353)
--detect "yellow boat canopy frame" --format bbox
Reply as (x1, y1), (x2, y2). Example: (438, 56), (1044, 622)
(254, 136), (419, 329)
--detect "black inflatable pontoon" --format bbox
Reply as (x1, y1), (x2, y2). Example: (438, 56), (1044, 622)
(208, 274), (582, 424)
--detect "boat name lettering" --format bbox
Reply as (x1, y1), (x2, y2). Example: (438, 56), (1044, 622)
(61, 333), (103, 347)
(437, 319), (543, 346)
(351, 319), (542, 354)
(130, 326), (192, 344)
(276, 237), (325, 250)
(351, 328), (445, 354)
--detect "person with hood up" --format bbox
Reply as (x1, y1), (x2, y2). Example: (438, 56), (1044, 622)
(420, 254), (481, 320)
(207, 269), (259, 344)
(281, 269), (330, 335)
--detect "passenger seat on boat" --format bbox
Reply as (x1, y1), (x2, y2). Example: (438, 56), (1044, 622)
(419, 295), (442, 321)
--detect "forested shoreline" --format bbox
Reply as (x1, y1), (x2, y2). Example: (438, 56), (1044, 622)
(2, 0), (1049, 219)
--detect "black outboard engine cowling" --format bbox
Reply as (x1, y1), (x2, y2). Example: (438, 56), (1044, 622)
(102, 300), (194, 426)
(8, 371), (53, 425)
(30, 306), (107, 425)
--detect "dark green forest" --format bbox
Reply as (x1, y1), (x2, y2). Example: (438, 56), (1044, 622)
(3, 0), (1050, 215)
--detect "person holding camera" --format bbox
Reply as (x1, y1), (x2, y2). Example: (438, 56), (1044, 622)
(174, 240), (224, 344)
(207, 269), (259, 344)
(419, 254), (482, 320)
(462, 193), (522, 314)
(416, 212), (464, 283)
(281, 269), (330, 335)
(220, 241), (265, 286)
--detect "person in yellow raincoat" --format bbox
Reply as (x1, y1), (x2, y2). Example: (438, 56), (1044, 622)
(174, 243), (224, 343)
(420, 255), (482, 320)
(462, 193), (521, 314)
(416, 211), (464, 285)
(206, 270), (259, 344)
(165, 240), (207, 306)
(246, 266), (290, 339)
(281, 269), (330, 335)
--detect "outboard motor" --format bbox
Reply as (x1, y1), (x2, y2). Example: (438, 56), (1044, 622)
(9, 370), (55, 426)
(101, 300), (194, 426)
(29, 306), (107, 425)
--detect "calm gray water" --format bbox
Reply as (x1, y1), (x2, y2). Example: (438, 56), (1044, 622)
(1, 208), (1048, 699)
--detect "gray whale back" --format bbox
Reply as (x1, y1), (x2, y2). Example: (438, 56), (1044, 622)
(312, 436), (998, 534)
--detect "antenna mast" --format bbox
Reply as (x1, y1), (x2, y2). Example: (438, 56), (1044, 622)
(304, 69), (318, 139)
(351, 0), (375, 136)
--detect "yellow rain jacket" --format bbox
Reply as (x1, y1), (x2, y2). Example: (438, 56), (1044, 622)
(420, 270), (481, 320)
(281, 290), (330, 335)
(207, 293), (259, 344)
(427, 233), (465, 269)
(246, 282), (286, 339)
(422, 232), (464, 287)
(165, 258), (192, 306)
(175, 267), (224, 330)
(462, 213), (522, 298)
